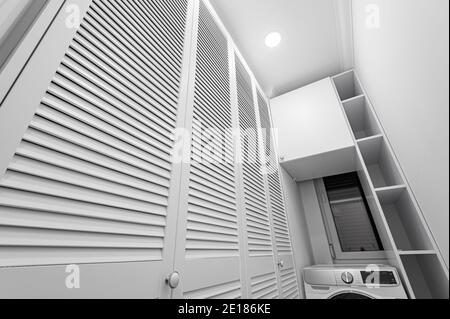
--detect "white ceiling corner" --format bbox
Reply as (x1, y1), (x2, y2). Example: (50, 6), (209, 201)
(210, 0), (354, 98)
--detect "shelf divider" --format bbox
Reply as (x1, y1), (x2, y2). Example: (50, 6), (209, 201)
(342, 94), (365, 104)
(398, 250), (436, 256)
(357, 134), (384, 143)
(375, 185), (407, 203)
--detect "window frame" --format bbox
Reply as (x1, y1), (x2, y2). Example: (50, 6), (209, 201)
(315, 177), (386, 261)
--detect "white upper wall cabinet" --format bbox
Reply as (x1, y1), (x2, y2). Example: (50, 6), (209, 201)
(270, 78), (356, 182)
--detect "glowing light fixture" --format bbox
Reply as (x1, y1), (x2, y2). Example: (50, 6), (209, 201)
(265, 32), (282, 48)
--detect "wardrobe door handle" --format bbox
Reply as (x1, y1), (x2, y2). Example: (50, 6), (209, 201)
(166, 271), (181, 289)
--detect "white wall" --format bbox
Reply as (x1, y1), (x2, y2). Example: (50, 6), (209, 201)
(0, 0), (30, 43)
(352, 0), (449, 267)
(0, 0), (31, 43)
(0, 0), (47, 69)
(280, 167), (314, 298)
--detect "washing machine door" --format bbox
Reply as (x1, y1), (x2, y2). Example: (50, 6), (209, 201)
(330, 292), (373, 299)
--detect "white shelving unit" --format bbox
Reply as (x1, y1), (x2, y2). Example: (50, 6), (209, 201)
(331, 70), (449, 299)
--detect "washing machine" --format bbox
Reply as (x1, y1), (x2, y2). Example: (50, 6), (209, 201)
(303, 265), (408, 299)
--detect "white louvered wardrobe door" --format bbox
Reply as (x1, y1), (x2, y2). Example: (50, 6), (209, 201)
(235, 56), (279, 299)
(257, 92), (300, 299)
(0, 0), (190, 298)
(173, 0), (242, 299)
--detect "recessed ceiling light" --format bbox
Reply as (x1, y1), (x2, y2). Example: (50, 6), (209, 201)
(265, 32), (282, 48)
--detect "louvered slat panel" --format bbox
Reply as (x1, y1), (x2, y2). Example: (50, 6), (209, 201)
(257, 91), (299, 298)
(0, 0), (188, 267)
(184, 280), (242, 299)
(186, 1), (239, 260)
(257, 92), (292, 254)
(250, 272), (279, 299)
(280, 267), (300, 299)
(235, 57), (273, 258)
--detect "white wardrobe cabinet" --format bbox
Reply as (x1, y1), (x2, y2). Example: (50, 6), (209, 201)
(0, 0), (298, 299)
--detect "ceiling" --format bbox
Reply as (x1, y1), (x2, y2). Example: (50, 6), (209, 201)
(210, 0), (353, 98)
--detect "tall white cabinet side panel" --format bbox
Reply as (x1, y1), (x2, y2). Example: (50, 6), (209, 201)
(298, 180), (334, 265)
(0, 0), (89, 179)
(0, 0), (63, 103)
(280, 167), (314, 299)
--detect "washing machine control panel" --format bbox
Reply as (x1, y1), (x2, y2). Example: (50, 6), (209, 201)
(360, 270), (398, 285)
(304, 266), (407, 299)
(335, 268), (399, 286)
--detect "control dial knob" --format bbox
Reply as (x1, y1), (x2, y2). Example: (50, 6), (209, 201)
(341, 271), (354, 285)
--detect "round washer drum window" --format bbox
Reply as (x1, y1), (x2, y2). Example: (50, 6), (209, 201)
(330, 293), (373, 299)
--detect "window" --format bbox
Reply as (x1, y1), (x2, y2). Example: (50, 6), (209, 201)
(316, 172), (384, 260)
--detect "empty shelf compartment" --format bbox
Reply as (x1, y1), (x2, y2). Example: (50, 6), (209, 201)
(333, 71), (363, 101)
(343, 96), (382, 140)
(377, 187), (434, 251)
(401, 254), (449, 299)
(358, 136), (403, 188)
